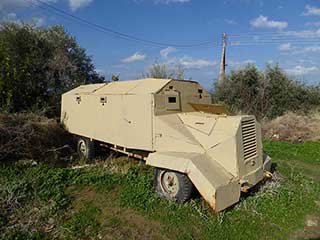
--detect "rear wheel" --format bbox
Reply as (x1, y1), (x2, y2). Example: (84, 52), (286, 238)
(77, 137), (95, 160)
(154, 168), (194, 203)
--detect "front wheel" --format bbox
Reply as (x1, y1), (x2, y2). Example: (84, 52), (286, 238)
(77, 137), (95, 160)
(153, 168), (194, 203)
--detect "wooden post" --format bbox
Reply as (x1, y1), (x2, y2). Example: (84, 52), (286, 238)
(218, 33), (227, 84)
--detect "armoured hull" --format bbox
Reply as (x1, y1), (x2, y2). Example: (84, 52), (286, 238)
(147, 112), (264, 211)
(61, 78), (270, 212)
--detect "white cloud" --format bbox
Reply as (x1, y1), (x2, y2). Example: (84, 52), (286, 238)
(224, 0), (263, 7)
(153, 0), (190, 4)
(0, 0), (92, 15)
(2, 12), (18, 22)
(285, 66), (319, 76)
(225, 19), (237, 25)
(279, 43), (320, 55)
(179, 58), (214, 69)
(32, 16), (45, 27)
(0, 0), (31, 13)
(166, 56), (217, 69)
(69, 0), (93, 11)
(303, 5), (320, 16)
(283, 29), (320, 38)
(294, 46), (320, 55)
(234, 28), (320, 40)
(160, 47), (177, 58)
(0, 0), (58, 13)
(122, 52), (146, 64)
(250, 15), (288, 30)
(305, 22), (320, 27)
(278, 43), (294, 52)
(1, 11), (45, 27)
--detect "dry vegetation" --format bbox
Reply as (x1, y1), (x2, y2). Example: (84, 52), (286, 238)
(262, 111), (320, 143)
(0, 113), (73, 163)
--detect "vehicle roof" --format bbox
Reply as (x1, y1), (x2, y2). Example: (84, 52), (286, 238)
(63, 78), (171, 95)
(63, 78), (199, 95)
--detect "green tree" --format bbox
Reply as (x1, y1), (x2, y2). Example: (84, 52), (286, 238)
(214, 64), (263, 116)
(0, 22), (104, 115)
(214, 64), (320, 119)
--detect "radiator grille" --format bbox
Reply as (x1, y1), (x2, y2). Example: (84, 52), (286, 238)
(241, 118), (257, 161)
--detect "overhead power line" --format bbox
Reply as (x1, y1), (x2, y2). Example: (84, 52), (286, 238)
(229, 42), (320, 47)
(228, 31), (320, 45)
(229, 40), (320, 46)
(22, 0), (320, 49)
(230, 37), (320, 41)
(229, 31), (319, 37)
(228, 32), (320, 46)
(26, 0), (216, 48)
(229, 36), (320, 41)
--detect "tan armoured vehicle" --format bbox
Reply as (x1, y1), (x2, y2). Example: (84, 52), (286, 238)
(61, 78), (271, 212)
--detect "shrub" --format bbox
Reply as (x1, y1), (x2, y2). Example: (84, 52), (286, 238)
(0, 113), (73, 162)
(214, 64), (320, 119)
(262, 112), (320, 143)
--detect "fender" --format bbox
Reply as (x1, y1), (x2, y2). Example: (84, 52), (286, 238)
(146, 151), (241, 212)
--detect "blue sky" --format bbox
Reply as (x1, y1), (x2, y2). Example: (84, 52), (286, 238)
(1, 0), (320, 89)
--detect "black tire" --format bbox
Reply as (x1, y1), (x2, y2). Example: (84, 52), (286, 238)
(77, 137), (95, 160)
(153, 168), (194, 203)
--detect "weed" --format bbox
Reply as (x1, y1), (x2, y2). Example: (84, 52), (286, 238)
(61, 202), (101, 239)
(0, 141), (320, 240)
(119, 166), (158, 211)
(108, 216), (122, 228)
(0, 230), (44, 240)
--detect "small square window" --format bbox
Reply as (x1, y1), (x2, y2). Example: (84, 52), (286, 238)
(168, 97), (177, 103)
(76, 96), (81, 104)
(100, 96), (107, 104)
(198, 89), (203, 94)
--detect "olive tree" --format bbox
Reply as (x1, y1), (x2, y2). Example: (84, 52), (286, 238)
(0, 22), (104, 116)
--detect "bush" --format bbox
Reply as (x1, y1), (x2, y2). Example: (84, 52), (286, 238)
(0, 23), (104, 116)
(0, 113), (73, 162)
(214, 64), (320, 119)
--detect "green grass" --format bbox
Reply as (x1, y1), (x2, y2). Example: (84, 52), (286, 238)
(61, 202), (101, 239)
(263, 140), (320, 165)
(1, 141), (320, 240)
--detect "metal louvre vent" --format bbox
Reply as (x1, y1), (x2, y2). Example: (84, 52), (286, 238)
(241, 118), (257, 161)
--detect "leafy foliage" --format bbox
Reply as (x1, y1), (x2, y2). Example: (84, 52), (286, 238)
(214, 64), (320, 119)
(0, 22), (104, 116)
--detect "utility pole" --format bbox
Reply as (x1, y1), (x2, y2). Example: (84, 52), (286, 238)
(218, 32), (227, 84)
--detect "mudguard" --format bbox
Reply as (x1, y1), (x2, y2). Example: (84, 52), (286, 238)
(146, 152), (241, 212)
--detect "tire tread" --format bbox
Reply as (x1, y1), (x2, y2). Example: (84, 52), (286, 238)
(154, 168), (194, 203)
